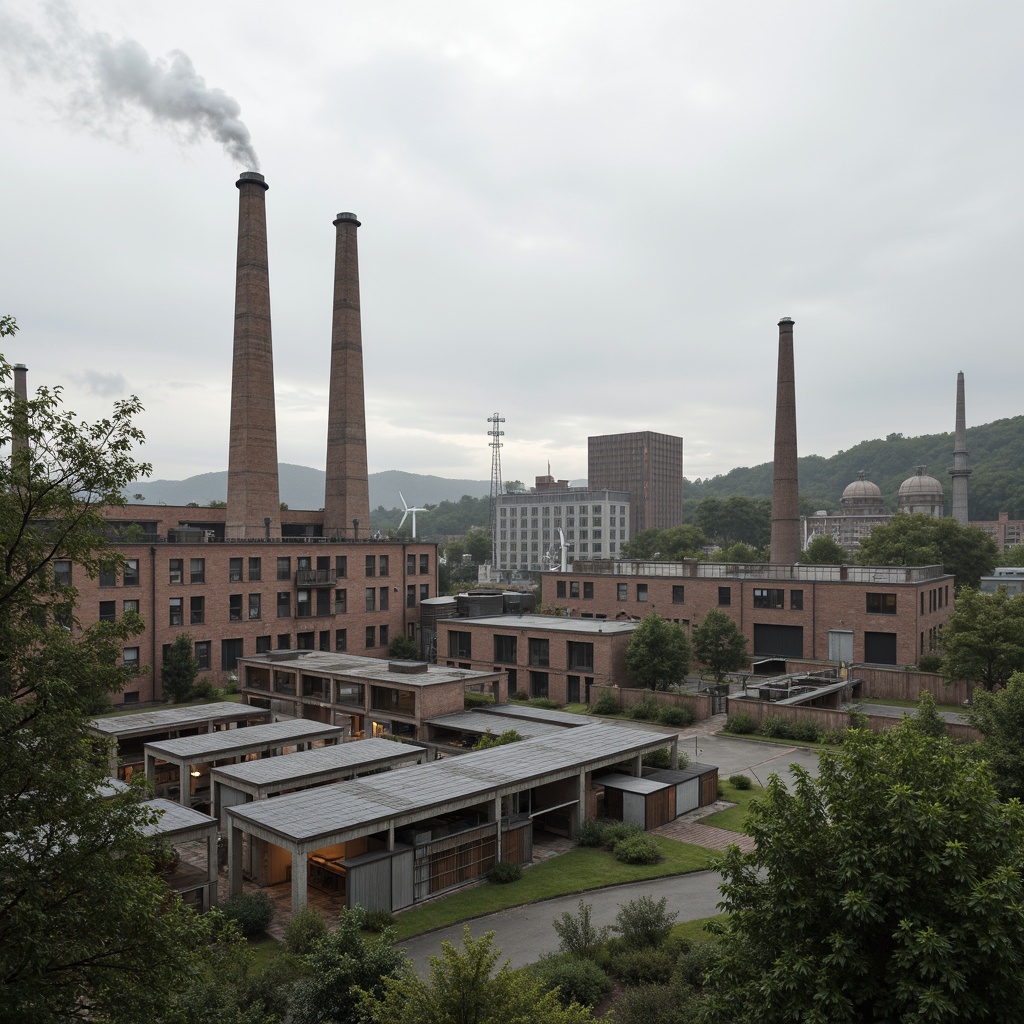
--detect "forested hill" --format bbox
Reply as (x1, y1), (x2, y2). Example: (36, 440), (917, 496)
(686, 415), (1024, 520)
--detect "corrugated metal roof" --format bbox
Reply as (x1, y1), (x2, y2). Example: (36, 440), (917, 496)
(145, 719), (344, 760)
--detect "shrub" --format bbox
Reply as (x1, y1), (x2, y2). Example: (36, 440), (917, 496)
(361, 908), (396, 933)
(533, 953), (612, 1008)
(918, 652), (944, 673)
(612, 834), (661, 865)
(609, 947), (676, 986)
(552, 900), (611, 959)
(672, 940), (718, 989)
(629, 694), (660, 721)
(528, 697), (561, 710)
(512, 689), (530, 702)
(614, 894), (678, 948)
(725, 711), (757, 735)
(464, 691), (496, 709)
(220, 891), (274, 937)
(592, 691), (621, 715)
(602, 821), (643, 846)
(759, 715), (792, 739)
(788, 719), (823, 743)
(284, 906), (328, 954)
(643, 748), (672, 769)
(576, 818), (607, 847)
(821, 727), (849, 746)
(610, 984), (680, 1024)
(193, 678), (217, 701)
(658, 704), (695, 727)
(488, 861), (522, 884)
(728, 774), (752, 790)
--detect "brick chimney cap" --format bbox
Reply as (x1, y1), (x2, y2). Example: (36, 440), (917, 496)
(236, 171), (269, 191)
(334, 212), (361, 227)
(14, 363), (27, 370)
(778, 317), (794, 325)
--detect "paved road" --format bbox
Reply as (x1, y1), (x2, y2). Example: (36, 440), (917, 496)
(855, 701), (967, 725)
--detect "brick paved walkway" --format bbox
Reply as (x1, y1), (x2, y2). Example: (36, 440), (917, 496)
(652, 817), (755, 853)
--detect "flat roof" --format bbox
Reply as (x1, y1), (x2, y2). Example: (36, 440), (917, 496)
(87, 702), (270, 739)
(145, 719), (344, 761)
(227, 722), (676, 847)
(425, 712), (567, 739)
(138, 798), (217, 839)
(210, 738), (420, 788)
(478, 704), (590, 728)
(443, 614), (637, 636)
(598, 772), (666, 795)
(237, 650), (498, 687)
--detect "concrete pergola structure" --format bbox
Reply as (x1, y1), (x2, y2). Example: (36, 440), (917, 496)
(210, 737), (425, 826)
(87, 702), (272, 778)
(145, 719), (345, 807)
(139, 798), (220, 911)
(226, 721), (680, 914)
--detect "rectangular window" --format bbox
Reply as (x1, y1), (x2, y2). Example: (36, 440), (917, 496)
(277, 634), (291, 650)
(169, 558), (183, 584)
(617, 583), (628, 601)
(319, 630), (331, 652)
(407, 584), (416, 608)
(379, 555), (389, 576)
(190, 558), (205, 584)
(379, 624), (389, 648)
(365, 587), (376, 612)
(719, 586), (731, 607)
(229, 594), (242, 622)
(221, 638), (243, 671)
(99, 563), (117, 588)
(277, 557), (291, 581)
(365, 555), (376, 578)
(530, 671), (549, 699)
(190, 595), (205, 625)
(297, 631), (315, 650)
(277, 592), (291, 618)
(570, 581), (580, 598)
(790, 589), (804, 611)
(123, 647), (140, 670)
(407, 554), (416, 575)
(335, 588), (347, 614)
(753, 588), (785, 609)
(528, 637), (549, 667)
(335, 628), (347, 652)
(99, 601), (116, 623)
(379, 586), (389, 612)
(336, 555), (347, 578)
(195, 641), (210, 671)
(123, 559), (139, 586)
(316, 589), (331, 617)
(296, 589), (311, 617)
(54, 560), (72, 586)
(229, 557), (243, 582)
(583, 582), (594, 599)
(637, 584), (648, 602)
(866, 592), (897, 615)
(256, 635), (272, 654)
(420, 584), (429, 602)
(557, 581), (567, 598)
(123, 599), (139, 615)
(169, 597), (183, 626)
(567, 641), (594, 671)
(248, 557), (261, 581)
(365, 626), (376, 648)
(672, 585), (685, 604)
(448, 631), (472, 659)
(248, 593), (261, 620)
(494, 635), (517, 663)
(420, 554), (429, 574)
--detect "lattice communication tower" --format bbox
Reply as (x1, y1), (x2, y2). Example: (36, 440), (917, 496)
(488, 412), (504, 568)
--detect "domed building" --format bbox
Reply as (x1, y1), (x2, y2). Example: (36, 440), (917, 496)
(840, 471), (885, 515)
(898, 466), (945, 517)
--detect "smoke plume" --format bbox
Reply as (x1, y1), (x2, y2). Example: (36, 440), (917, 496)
(0, 1), (259, 169)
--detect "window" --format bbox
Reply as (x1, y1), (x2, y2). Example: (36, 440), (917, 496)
(54, 560), (72, 586)
(319, 630), (331, 652)
(123, 647), (139, 670)
(190, 596), (205, 625)
(229, 557), (243, 582)
(494, 635), (517, 663)
(407, 554), (416, 575)
(407, 584), (416, 608)
(256, 635), (272, 654)
(420, 554), (429, 574)
(221, 638), (243, 671)
(195, 641), (211, 671)
(637, 584), (648, 602)
(248, 557), (261, 581)
(448, 632), (472, 659)
(420, 584), (429, 602)
(528, 637), (549, 666)
(753, 588), (785, 609)
(248, 593), (261, 620)
(866, 592), (897, 615)
(365, 626), (376, 648)
(123, 559), (139, 586)
(557, 581), (567, 599)
(229, 594), (242, 621)
(672, 585), (685, 604)
(99, 563), (117, 588)
(190, 558), (205, 584)
(864, 630), (898, 664)
(336, 555), (347, 578)
(365, 588), (376, 612)
(530, 671), (549, 699)
(296, 589), (311, 617)
(99, 601), (116, 623)
(297, 631), (315, 650)
(169, 558), (183, 584)
(617, 583), (628, 601)
(365, 555), (376, 578)
(790, 589), (804, 611)
(570, 581), (580, 598)
(277, 592), (291, 617)
(583, 582), (594, 599)
(169, 597), (183, 626)
(379, 624), (389, 648)
(567, 641), (594, 671)
(277, 634), (291, 650)
(719, 586), (731, 607)
(335, 588), (347, 614)
(335, 628), (347, 652)
(277, 557), (291, 581)
(316, 589), (331, 616)
(123, 599), (139, 615)
(379, 555), (389, 576)
(379, 586), (389, 612)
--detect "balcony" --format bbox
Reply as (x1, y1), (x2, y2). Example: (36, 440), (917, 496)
(295, 569), (337, 587)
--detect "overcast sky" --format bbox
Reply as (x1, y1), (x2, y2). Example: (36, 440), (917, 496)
(1, 1), (1021, 496)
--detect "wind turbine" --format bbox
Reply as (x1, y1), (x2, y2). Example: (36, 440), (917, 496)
(399, 492), (428, 539)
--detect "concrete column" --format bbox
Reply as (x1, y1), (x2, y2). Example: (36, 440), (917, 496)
(387, 823), (395, 851)
(145, 751), (156, 790)
(206, 833), (219, 910)
(179, 763), (190, 807)
(632, 754), (643, 777)
(494, 795), (503, 861)
(576, 772), (587, 837)
(228, 823), (244, 897)
(670, 737), (679, 769)
(291, 849), (308, 912)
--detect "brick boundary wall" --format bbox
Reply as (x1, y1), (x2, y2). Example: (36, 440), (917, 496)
(785, 660), (973, 706)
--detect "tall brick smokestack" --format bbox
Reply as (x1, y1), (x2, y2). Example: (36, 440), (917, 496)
(226, 171), (281, 540)
(770, 317), (800, 565)
(323, 211), (370, 539)
(12, 363), (29, 463)
(950, 370), (971, 525)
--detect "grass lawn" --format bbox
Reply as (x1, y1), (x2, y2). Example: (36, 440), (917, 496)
(669, 914), (726, 946)
(701, 781), (765, 834)
(391, 837), (720, 941)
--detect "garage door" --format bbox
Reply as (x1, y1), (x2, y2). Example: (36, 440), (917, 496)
(753, 623), (804, 658)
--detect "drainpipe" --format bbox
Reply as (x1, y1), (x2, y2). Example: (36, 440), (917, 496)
(150, 546), (158, 700)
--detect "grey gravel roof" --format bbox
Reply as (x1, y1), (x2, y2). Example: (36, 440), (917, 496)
(425, 712), (566, 739)
(237, 650), (498, 687)
(477, 704), (591, 727)
(87, 702), (269, 738)
(210, 738), (420, 787)
(444, 614), (637, 635)
(145, 719), (344, 760)
(138, 798), (217, 838)
(227, 722), (676, 845)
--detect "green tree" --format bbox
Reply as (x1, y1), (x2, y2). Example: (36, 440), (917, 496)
(465, 528), (492, 564)
(162, 632), (199, 703)
(905, 690), (946, 739)
(967, 672), (1024, 802)
(857, 513), (997, 591)
(711, 541), (762, 563)
(288, 906), (408, 1024)
(388, 634), (421, 660)
(694, 495), (771, 548)
(625, 614), (691, 690)
(0, 342), (217, 1021)
(691, 609), (748, 681)
(702, 722), (1024, 1024)
(622, 525), (707, 560)
(941, 587), (1024, 690)
(359, 927), (593, 1024)
(802, 534), (848, 564)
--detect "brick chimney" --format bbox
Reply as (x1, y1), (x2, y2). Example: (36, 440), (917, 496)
(770, 317), (800, 565)
(11, 363), (29, 463)
(226, 171), (281, 540)
(323, 211), (371, 539)
(950, 371), (971, 525)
